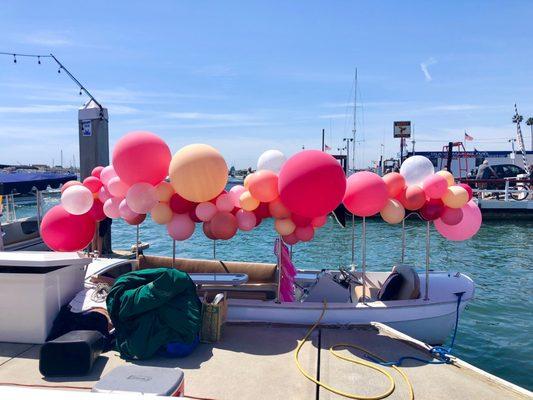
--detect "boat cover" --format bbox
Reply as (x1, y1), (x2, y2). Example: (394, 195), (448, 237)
(0, 172), (77, 195)
(106, 268), (202, 360)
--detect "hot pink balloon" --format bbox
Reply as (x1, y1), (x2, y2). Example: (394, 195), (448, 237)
(126, 182), (158, 214)
(229, 185), (246, 208)
(343, 171), (388, 217)
(311, 215), (328, 228)
(103, 197), (121, 219)
(83, 176), (103, 193)
(235, 209), (257, 231)
(295, 226), (314, 242)
(440, 207), (464, 226)
(98, 186), (112, 203)
(112, 131), (171, 186)
(88, 199), (106, 222)
(291, 214), (312, 228)
(107, 176), (129, 198)
(422, 174), (449, 199)
(119, 199), (139, 221)
(434, 200), (481, 241)
(167, 213), (195, 241)
(91, 166), (104, 178)
(195, 202), (218, 222)
(282, 233), (299, 245)
(100, 165), (117, 186)
(458, 183), (473, 201)
(216, 193), (234, 212)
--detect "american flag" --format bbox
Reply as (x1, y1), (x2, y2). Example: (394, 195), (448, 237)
(324, 144), (331, 151)
(464, 132), (474, 141)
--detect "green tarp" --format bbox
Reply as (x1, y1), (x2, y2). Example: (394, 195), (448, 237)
(107, 268), (202, 360)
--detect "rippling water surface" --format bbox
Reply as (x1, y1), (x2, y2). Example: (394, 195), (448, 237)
(9, 195), (533, 390)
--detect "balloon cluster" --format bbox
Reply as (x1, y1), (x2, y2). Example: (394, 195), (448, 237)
(343, 155), (482, 241)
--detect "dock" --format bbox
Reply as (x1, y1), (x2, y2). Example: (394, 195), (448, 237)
(0, 323), (530, 399)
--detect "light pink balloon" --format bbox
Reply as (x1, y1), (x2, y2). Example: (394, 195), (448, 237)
(107, 176), (129, 198)
(119, 198), (139, 221)
(422, 174), (449, 199)
(311, 215), (328, 228)
(216, 193), (234, 212)
(103, 197), (121, 219)
(98, 186), (112, 203)
(295, 225), (314, 242)
(195, 202), (218, 222)
(434, 200), (482, 241)
(167, 213), (195, 241)
(100, 165), (117, 186)
(61, 185), (94, 215)
(229, 185), (246, 208)
(126, 182), (158, 214)
(235, 209), (257, 231)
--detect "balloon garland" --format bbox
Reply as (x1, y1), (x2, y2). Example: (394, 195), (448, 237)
(40, 131), (482, 252)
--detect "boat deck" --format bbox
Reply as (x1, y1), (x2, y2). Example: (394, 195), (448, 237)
(0, 323), (529, 399)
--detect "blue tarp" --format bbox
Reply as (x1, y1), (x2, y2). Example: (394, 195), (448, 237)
(0, 172), (77, 195)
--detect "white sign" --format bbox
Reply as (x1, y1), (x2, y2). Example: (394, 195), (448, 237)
(393, 121), (411, 138)
(81, 120), (92, 136)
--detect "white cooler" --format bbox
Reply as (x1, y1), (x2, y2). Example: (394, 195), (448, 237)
(0, 251), (91, 344)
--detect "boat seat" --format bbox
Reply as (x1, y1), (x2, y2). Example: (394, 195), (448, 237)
(353, 265), (420, 302)
(353, 275), (381, 302)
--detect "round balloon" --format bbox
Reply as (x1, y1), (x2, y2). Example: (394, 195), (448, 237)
(248, 170), (279, 202)
(98, 186), (112, 203)
(100, 165), (117, 186)
(91, 166), (104, 178)
(380, 199), (405, 224)
(291, 214), (312, 228)
(151, 202), (173, 225)
(295, 226), (314, 242)
(112, 131), (171, 186)
(440, 207), (464, 226)
(119, 199), (139, 221)
(169, 192), (196, 214)
(88, 199), (106, 222)
(125, 213), (146, 226)
(103, 197), (121, 219)
(343, 171), (388, 217)
(442, 186), (469, 209)
(61, 180), (82, 194)
(195, 202), (218, 222)
(400, 156), (435, 186)
(269, 197), (291, 219)
(41, 205), (96, 251)
(215, 193), (234, 212)
(229, 185), (246, 208)
(126, 182), (158, 214)
(107, 176), (129, 198)
(155, 181), (175, 203)
(397, 185), (426, 211)
(235, 209), (256, 231)
(202, 221), (217, 240)
(211, 212), (238, 240)
(279, 150), (346, 218)
(422, 174), (448, 199)
(239, 191), (260, 211)
(61, 185), (94, 215)
(282, 232), (299, 245)
(83, 176), (102, 193)
(458, 183), (473, 201)
(311, 215), (328, 228)
(169, 143), (228, 202)
(275, 218), (296, 236)
(254, 202), (271, 219)
(382, 172), (405, 198)
(434, 200), (482, 241)
(167, 213), (195, 240)
(257, 149), (286, 173)
(419, 199), (445, 221)
(436, 170), (455, 186)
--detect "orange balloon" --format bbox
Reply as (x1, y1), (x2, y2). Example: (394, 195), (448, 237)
(397, 185), (426, 210)
(169, 144), (228, 202)
(243, 173), (254, 190)
(248, 170), (279, 202)
(150, 202), (173, 224)
(269, 197), (291, 219)
(442, 186), (469, 209)
(275, 218), (296, 236)
(383, 172), (406, 198)
(380, 199), (405, 224)
(436, 170), (455, 186)
(155, 181), (175, 202)
(239, 191), (260, 211)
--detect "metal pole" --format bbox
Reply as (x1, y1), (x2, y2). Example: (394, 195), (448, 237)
(350, 214), (356, 271)
(172, 239), (176, 268)
(424, 221), (430, 301)
(401, 219), (406, 263)
(135, 224), (140, 260)
(289, 245), (293, 260)
(321, 128), (325, 152)
(213, 240), (216, 259)
(276, 236), (283, 303)
(35, 190), (42, 230)
(361, 217), (367, 304)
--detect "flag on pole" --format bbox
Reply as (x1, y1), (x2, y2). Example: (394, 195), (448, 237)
(324, 144), (331, 151)
(464, 132), (474, 141)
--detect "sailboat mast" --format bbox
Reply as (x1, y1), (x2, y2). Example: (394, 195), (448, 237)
(352, 68), (357, 172)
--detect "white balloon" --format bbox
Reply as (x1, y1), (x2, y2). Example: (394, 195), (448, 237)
(257, 149), (286, 173)
(61, 185), (94, 215)
(400, 156), (435, 186)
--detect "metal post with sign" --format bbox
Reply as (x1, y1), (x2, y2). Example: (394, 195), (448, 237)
(394, 121), (411, 164)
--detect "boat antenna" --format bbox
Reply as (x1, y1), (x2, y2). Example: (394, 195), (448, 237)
(352, 68), (357, 172)
(512, 104), (530, 175)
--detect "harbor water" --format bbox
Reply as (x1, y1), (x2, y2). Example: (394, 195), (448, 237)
(6, 195), (533, 390)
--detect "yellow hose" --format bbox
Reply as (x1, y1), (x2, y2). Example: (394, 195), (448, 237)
(294, 301), (414, 400)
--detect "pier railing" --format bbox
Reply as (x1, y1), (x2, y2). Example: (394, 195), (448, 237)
(457, 178), (533, 201)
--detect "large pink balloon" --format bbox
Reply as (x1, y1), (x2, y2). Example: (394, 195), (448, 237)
(119, 199), (139, 221)
(126, 182), (158, 214)
(434, 200), (482, 241)
(167, 213), (195, 241)
(195, 202), (218, 222)
(112, 131), (171, 186)
(343, 171), (388, 217)
(41, 205), (96, 252)
(103, 197), (121, 219)
(278, 150), (346, 218)
(229, 185), (246, 208)
(100, 165), (117, 186)
(107, 176), (129, 198)
(235, 209), (256, 231)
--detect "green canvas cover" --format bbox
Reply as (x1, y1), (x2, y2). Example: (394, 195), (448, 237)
(106, 267), (202, 360)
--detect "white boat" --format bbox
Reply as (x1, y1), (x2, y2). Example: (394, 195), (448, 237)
(86, 255), (474, 345)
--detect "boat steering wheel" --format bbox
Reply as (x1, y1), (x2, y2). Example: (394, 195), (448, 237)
(338, 266), (361, 285)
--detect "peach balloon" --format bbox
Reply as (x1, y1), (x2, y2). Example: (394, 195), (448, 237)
(243, 173), (254, 190)
(239, 191), (260, 211)
(436, 170), (455, 186)
(169, 144), (228, 202)
(269, 197), (291, 219)
(248, 170), (279, 202)
(107, 176), (129, 198)
(155, 181), (175, 202)
(150, 202), (173, 225)
(397, 185), (426, 211)
(275, 218), (296, 236)
(442, 186), (469, 209)
(382, 172), (406, 198)
(380, 199), (405, 224)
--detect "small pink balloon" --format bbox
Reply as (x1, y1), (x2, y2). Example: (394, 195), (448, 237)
(311, 215), (328, 228)
(98, 186), (112, 203)
(216, 193), (234, 212)
(422, 174), (449, 199)
(107, 176), (129, 198)
(91, 166), (104, 178)
(61, 185), (94, 215)
(119, 198), (139, 221)
(282, 232), (299, 245)
(103, 197), (121, 219)
(343, 171), (388, 217)
(235, 209), (257, 231)
(195, 202), (218, 222)
(167, 213), (195, 241)
(83, 176), (103, 193)
(125, 213), (146, 226)
(434, 200), (481, 241)
(100, 165), (117, 186)
(440, 207), (464, 226)
(295, 225), (314, 242)
(229, 185), (246, 208)
(61, 180), (82, 194)
(126, 182), (158, 214)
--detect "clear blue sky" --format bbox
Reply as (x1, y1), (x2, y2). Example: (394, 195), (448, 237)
(1, 1), (532, 169)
